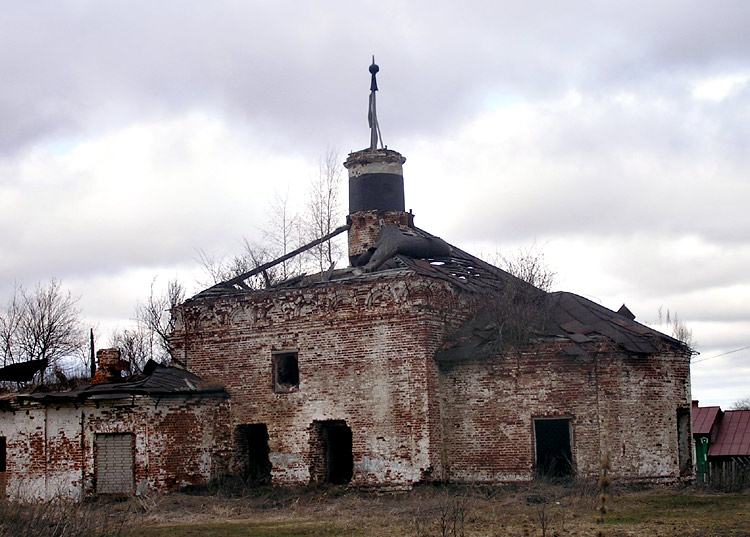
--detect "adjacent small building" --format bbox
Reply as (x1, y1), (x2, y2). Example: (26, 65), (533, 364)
(692, 402), (750, 488)
(0, 350), (228, 500)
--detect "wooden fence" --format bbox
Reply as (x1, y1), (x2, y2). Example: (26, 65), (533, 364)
(708, 456), (750, 491)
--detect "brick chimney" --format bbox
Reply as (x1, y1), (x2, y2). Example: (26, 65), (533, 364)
(91, 348), (131, 384)
(345, 148), (413, 265)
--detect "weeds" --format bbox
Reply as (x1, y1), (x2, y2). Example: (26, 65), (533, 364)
(2, 482), (747, 537)
(412, 492), (469, 537)
(0, 497), (129, 537)
(595, 455), (612, 537)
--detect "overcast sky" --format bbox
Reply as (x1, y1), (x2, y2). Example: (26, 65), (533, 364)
(2, 1), (749, 407)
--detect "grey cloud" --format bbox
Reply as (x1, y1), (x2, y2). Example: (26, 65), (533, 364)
(2, 1), (750, 408)
(3, 2), (750, 158)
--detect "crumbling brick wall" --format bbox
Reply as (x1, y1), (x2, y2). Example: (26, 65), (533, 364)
(170, 266), (691, 488)
(172, 272), (469, 487)
(0, 395), (230, 501)
(437, 338), (692, 483)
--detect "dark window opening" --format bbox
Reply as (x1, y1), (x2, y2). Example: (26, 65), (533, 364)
(274, 352), (299, 392)
(534, 418), (573, 477)
(0, 436), (5, 499)
(0, 436), (6, 472)
(235, 424), (272, 484)
(677, 408), (692, 476)
(309, 420), (353, 485)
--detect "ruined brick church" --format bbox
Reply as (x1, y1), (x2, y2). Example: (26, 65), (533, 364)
(0, 64), (693, 499)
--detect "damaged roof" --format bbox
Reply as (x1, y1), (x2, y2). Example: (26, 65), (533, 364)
(8, 362), (227, 404)
(186, 224), (687, 359)
(435, 290), (684, 362)
(188, 226), (524, 302)
(545, 292), (681, 354)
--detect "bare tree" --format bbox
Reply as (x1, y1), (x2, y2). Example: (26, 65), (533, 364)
(110, 326), (152, 374)
(303, 148), (345, 272)
(497, 243), (556, 292)
(486, 276), (550, 349)
(730, 396), (750, 410)
(135, 277), (185, 365)
(194, 149), (344, 291)
(473, 244), (557, 349)
(0, 288), (24, 367)
(657, 307), (696, 350)
(0, 279), (85, 383)
(196, 238), (283, 289)
(195, 249), (235, 287)
(265, 189), (303, 281)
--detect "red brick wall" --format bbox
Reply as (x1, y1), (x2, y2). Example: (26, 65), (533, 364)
(347, 209), (413, 263)
(171, 270), (691, 487)
(437, 339), (692, 483)
(0, 396), (229, 500)
(172, 273), (467, 487)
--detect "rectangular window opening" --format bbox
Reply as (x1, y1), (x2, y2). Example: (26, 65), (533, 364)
(274, 351), (299, 392)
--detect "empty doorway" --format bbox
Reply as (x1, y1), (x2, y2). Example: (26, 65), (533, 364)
(236, 424), (272, 484)
(310, 420), (353, 485)
(534, 418), (573, 477)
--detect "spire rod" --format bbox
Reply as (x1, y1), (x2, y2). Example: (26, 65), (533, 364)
(368, 56), (383, 150)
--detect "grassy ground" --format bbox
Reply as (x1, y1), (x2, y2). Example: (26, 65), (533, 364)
(115, 482), (750, 537)
(2, 482), (747, 537)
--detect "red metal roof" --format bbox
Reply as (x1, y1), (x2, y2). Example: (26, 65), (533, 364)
(692, 406), (721, 435)
(708, 410), (750, 457)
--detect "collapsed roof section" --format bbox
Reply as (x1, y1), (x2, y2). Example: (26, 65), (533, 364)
(186, 224), (686, 359)
(3, 361), (227, 405)
(190, 225), (527, 301)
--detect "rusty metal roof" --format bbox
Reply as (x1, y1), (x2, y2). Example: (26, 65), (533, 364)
(692, 405), (721, 435)
(708, 410), (750, 457)
(13, 363), (227, 404)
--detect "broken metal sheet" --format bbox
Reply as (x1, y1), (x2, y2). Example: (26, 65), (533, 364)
(16, 364), (227, 404)
(0, 359), (48, 382)
(559, 320), (595, 335)
(361, 225), (452, 271)
(562, 344), (587, 356)
(568, 333), (592, 343)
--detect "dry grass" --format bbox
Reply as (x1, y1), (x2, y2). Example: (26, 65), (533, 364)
(0, 497), (130, 537)
(118, 481), (750, 537)
(2, 482), (748, 537)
